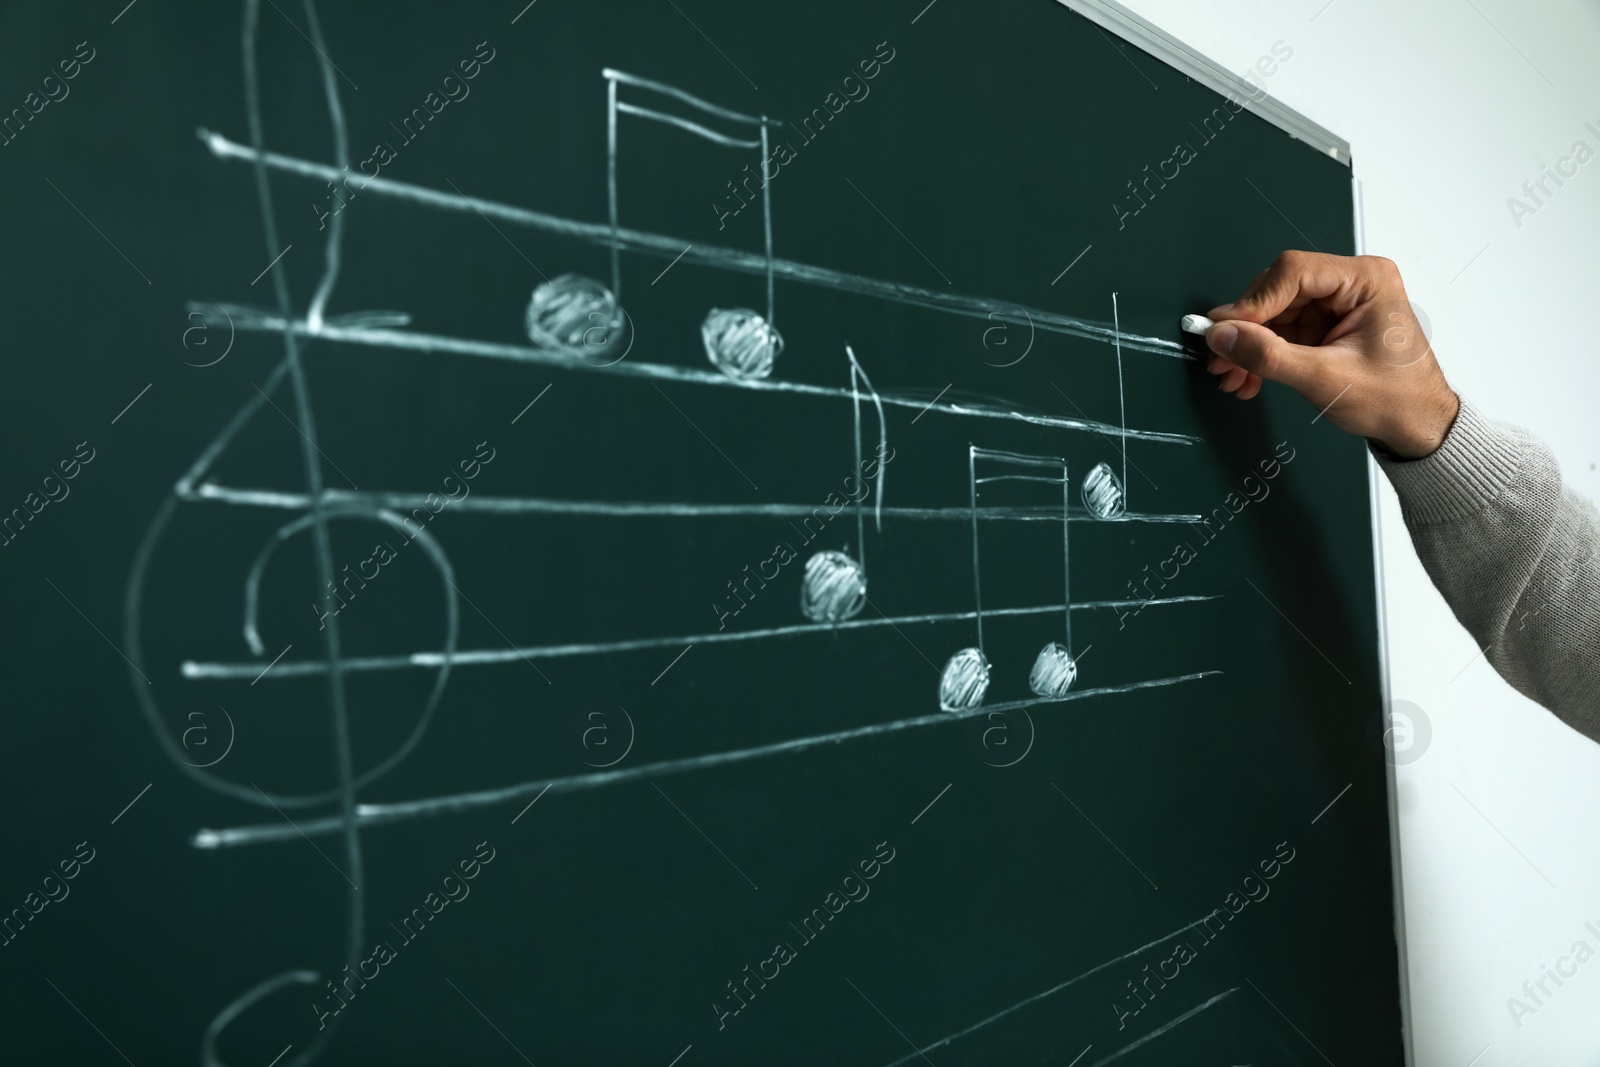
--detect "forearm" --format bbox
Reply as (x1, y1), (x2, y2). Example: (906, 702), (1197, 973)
(1375, 398), (1600, 738)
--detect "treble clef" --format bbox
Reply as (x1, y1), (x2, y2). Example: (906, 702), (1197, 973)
(122, 3), (458, 1064)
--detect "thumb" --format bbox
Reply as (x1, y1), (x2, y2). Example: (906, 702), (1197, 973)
(1206, 320), (1320, 393)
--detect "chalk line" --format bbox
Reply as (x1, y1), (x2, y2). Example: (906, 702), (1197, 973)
(192, 671), (1220, 848)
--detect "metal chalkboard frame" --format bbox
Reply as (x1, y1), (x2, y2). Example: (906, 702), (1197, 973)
(1055, 0), (1353, 166)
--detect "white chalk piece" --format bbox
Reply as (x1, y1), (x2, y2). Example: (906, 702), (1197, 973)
(1180, 314), (1215, 336)
(799, 550), (867, 623)
(938, 647), (990, 712)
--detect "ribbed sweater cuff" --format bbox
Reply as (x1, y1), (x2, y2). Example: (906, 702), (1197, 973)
(1372, 397), (1529, 525)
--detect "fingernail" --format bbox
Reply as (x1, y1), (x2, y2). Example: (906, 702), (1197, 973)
(1207, 323), (1239, 356)
(1207, 302), (1236, 318)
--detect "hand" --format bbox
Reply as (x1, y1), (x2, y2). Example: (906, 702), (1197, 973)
(1203, 251), (1460, 460)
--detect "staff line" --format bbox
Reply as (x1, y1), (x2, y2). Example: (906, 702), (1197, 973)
(196, 128), (1189, 358)
(182, 596), (1221, 682)
(190, 670), (1222, 849)
(1083, 988), (1240, 1067)
(873, 923), (1225, 1066)
(185, 482), (1207, 523)
(198, 310), (1201, 446)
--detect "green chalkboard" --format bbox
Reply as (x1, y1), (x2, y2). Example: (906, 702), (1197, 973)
(0, 0), (1403, 1063)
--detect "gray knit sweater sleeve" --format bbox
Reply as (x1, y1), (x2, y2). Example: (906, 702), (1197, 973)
(1373, 398), (1600, 740)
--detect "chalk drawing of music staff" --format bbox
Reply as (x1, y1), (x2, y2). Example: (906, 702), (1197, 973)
(131, 5), (1225, 1061)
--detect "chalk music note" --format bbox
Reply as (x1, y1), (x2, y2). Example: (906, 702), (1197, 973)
(938, 447), (1077, 711)
(1080, 292), (1129, 520)
(799, 345), (887, 623)
(590, 69), (783, 379)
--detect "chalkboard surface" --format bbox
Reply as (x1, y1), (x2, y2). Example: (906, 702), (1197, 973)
(0, 1), (1404, 1063)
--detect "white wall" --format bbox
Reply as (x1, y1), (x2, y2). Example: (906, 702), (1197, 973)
(1112, 1), (1600, 1062)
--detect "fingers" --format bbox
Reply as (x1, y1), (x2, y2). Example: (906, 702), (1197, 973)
(1217, 364), (1249, 392)
(1208, 252), (1406, 330)
(1200, 252), (1426, 424)
(1208, 250), (1366, 325)
(1204, 355), (1263, 399)
(1205, 319), (1323, 393)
